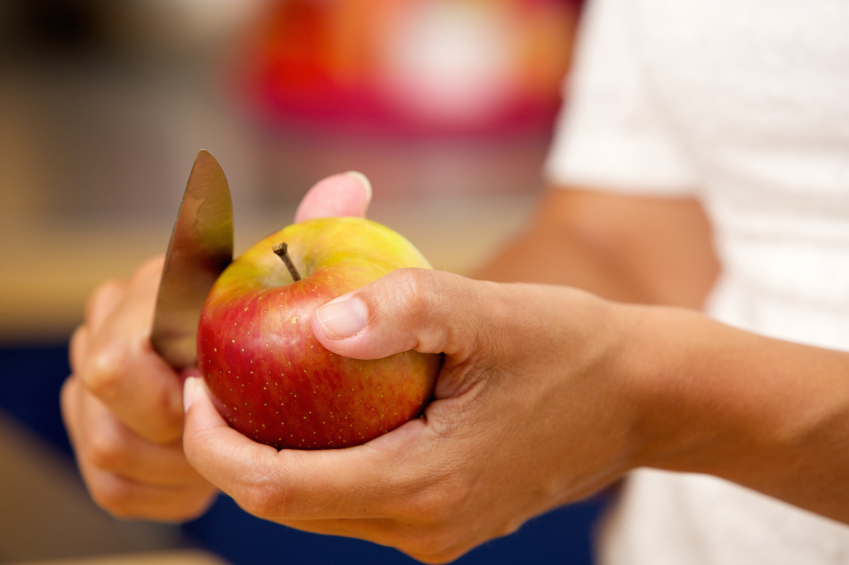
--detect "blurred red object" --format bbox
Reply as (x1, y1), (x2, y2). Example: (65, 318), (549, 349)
(238, 0), (580, 137)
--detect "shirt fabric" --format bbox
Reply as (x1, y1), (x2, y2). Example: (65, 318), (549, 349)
(544, 0), (849, 563)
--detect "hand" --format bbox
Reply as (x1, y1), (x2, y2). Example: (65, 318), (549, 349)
(182, 271), (643, 562)
(62, 171), (373, 521)
(62, 256), (218, 521)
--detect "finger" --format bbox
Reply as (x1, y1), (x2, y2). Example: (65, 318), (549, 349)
(63, 376), (199, 487)
(69, 325), (89, 373)
(84, 278), (129, 335)
(61, 374), (86, 452)
(78, 461), (217, 522)
(312, 269), (492, 361)
(294, 172), (372, 223)
(82, 319), (183, 444)
(182, 373), (471, 557)
(81, 256), (184, 444)
(183, 376), (415, 521)
(77, 386), (211, 486)
(63, 376), (218, 520)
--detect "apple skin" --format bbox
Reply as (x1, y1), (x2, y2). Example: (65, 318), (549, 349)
(197, 217), (441, 450)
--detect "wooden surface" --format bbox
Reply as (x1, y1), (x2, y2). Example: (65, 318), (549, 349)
(7, 550), (231, 565)
(0, 414), (183, 562)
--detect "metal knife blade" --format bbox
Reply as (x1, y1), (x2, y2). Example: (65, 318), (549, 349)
(151, 150), (233, 370)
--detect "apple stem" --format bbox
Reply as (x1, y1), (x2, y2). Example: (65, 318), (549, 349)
(272, 242), (302, 282)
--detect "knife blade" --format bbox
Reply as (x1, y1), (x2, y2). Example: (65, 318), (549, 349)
(150, 150), (233, 370)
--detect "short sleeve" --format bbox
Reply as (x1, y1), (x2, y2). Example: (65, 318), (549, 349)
(544, 0), (698, 195)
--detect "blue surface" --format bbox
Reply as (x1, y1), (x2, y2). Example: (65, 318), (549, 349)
(0, 344), (607, 565)
(0, 343), (75, 458)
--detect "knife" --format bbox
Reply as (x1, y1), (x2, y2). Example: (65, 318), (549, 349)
(150, 150), (233, 370)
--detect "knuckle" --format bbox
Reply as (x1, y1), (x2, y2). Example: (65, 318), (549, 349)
(371, 269), (439, 345)
(137, 387), (184, 445)
(392, 466), (467, 526)
(400, 528), (459, 563)
(144, 418), (182, 446)
(495, 517), (524, 538)
(81, 342), (126, 400)
(383, 268), (478, 356)
(182, 421), (219, 466)
(89, 475), (136, 518)
(86, 422), (129, 471)
(85, 279), (126, 323)
(406, 488), (458, 526)
(386, 491), (466, 559)
(396, 269), (436, 321)
(238, 476), (288, 520)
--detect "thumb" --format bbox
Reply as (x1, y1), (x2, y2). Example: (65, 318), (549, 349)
(294, 172), (372, 223)
(311, 269), (494, 363)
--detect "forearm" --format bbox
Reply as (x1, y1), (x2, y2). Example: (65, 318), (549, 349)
(474, 225), (654, 304)
(479, 187), (849, 520)
(622, 304), (849, 523)
(474, 186), (719, 309)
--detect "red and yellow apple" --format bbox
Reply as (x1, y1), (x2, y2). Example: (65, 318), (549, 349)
(197, 217), (441, 450)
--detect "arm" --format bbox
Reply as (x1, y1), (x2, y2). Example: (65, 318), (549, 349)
(183, 272), (849, 543)
(480, 186), (849, 519)
(628, 305), (849, 523)
(475, 185), (720, 308)
(484, 186), (849, 516)
(177, 186), (849, 563)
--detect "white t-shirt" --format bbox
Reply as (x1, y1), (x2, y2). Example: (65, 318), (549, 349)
(544, 0), (849, 563)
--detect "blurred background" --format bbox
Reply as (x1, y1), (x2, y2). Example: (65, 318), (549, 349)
(0, 1), (607, 564)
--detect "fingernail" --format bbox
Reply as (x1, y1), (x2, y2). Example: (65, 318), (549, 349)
(316, 297), (368, 339)
(183, 377), (197, 412)
(344, 171), (372, 205)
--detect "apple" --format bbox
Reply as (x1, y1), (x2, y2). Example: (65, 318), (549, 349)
(197, 217), (441, 450)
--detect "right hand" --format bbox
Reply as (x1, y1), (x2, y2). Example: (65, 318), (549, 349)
(61, 256), (218, 521)
(61, 172), (372, 521)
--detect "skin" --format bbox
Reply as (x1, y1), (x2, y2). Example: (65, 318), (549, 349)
(64, 176), (849, 563)
(473, 187), (720, 308)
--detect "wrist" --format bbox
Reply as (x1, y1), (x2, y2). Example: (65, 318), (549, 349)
(609, 304), (727, 472)
(615, 304), (849, 498)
